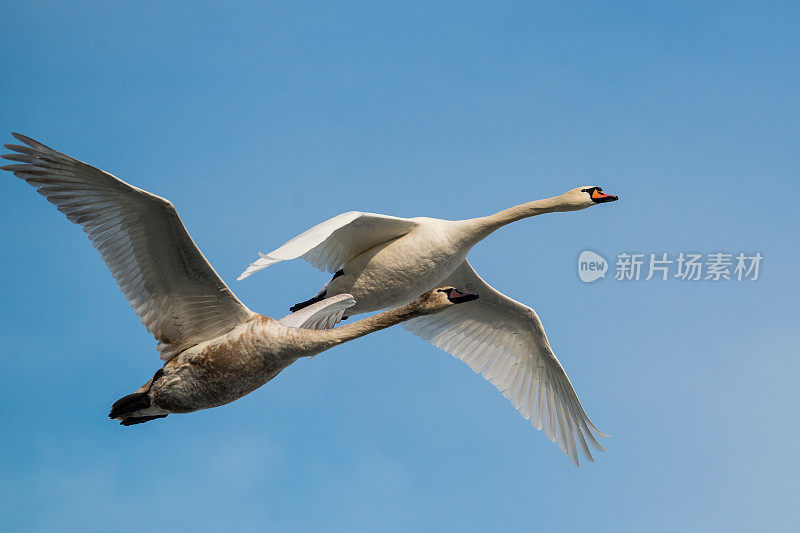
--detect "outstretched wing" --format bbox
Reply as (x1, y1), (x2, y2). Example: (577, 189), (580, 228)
(403, 260), (606, 466)
(238, 211), (418, 279)
(2, 133), (253, 361)
(278, 294), (356, 329)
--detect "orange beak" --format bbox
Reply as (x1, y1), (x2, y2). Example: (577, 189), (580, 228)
(591, 189), (619, 203)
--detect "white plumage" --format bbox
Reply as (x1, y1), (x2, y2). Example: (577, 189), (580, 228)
(404, 261), (606, 465)
(278, 294), (356, 329)
(240, 212), (418, 278)
(241, 184), (618, 465)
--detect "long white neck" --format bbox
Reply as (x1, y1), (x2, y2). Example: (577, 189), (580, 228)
(453, 195), (576, 247)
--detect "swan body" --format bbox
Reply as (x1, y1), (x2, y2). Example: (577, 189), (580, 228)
(1, 134), (473, 425)
(131, 292), (463, 419)
(241, 186), (619, 465)
(325, 218), (471, 314)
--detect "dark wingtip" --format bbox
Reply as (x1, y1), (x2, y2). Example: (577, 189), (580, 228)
(10, 133), (50, 152)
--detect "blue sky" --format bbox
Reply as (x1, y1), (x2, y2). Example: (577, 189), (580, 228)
(1, 1), (798, 531)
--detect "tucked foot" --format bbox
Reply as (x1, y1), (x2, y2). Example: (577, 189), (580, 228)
(289, 293), (327, 313)
(120, 414), (168, 426)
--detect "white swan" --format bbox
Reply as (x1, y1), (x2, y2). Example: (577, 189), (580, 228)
(240, 186), (618, 465)
(1, 134), (477, 425)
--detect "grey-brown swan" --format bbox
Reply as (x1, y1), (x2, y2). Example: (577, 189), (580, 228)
(1, 134), (477, 426)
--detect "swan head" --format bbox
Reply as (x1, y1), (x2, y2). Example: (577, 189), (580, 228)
(560, 186), (619, 210)
(411, 287), (479, 315)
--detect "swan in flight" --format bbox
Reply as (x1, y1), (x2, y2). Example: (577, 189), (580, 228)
(1, 134), (477, 426)
(240, 185), (618, 465)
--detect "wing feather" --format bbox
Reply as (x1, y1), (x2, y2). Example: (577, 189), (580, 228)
(403, 260), (606, 466)
(278, 294), (356, 329)
(2, 134), (252, 361)
(239, 211), (418, 279)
